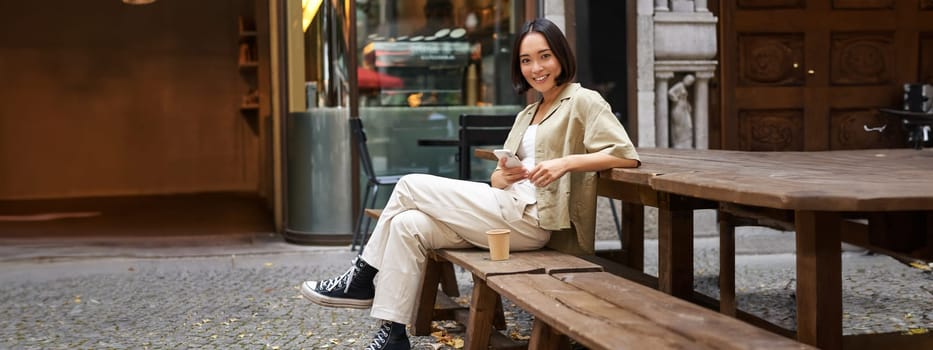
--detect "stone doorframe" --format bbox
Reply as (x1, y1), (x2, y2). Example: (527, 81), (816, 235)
(541, 0), (719, 149)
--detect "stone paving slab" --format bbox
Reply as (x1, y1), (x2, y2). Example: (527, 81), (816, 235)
(0, 250), (437, 349)
(1, 230), (931, 349)
(3, 190), (930, 349)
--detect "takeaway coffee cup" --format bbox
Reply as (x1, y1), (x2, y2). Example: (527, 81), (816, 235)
(486, 229), (511, 261)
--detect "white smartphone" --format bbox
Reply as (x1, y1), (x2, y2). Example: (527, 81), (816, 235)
(493, 149), (523, 168)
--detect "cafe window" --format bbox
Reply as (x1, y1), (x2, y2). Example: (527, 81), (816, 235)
(341, 0), (526, 181)
(293, 0), (527, 212)
(355, 0), (524, 107)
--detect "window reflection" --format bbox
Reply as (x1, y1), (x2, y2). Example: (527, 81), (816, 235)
(355, 0), (522, 107)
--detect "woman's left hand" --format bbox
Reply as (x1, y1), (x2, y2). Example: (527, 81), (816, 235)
(528, 158), (569, 187)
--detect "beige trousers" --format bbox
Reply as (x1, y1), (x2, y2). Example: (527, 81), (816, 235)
(360, 174), (550, 324)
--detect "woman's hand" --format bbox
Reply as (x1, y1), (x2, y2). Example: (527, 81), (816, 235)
(526, 153), (638, 187)
(490, 157), (528, 189)
(528, 158), (570, 187)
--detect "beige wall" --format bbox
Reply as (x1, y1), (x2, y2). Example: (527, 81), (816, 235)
(0, 0), (260, 199)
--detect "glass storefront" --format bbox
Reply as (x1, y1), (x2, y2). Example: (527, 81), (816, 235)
(352, 0), (526, 174)
(287, 0), (526, 240)
(355, 0), (524, 108)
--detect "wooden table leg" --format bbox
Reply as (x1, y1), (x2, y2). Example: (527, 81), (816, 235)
(718, 209), (737, 316)
(658, 193), (694, 299)
(925, 212), (933, 258)
(621, 202), (645, 271)
(795, 210), (842, 350)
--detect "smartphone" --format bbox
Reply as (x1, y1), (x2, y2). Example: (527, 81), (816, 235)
(493, 149), (523, 168)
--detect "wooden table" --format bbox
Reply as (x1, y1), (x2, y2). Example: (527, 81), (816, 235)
(597, 148), (933, 350)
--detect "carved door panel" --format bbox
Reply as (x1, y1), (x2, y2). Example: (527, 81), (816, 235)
(721, 0), (933, 151)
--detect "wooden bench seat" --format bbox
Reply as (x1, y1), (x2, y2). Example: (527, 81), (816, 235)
(487, 271), (814, 350)
(415, 248), (603, 349)
(364, 208), (382, 220)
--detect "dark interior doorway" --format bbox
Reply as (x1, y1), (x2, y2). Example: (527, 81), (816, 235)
(573, 0), (629, 128)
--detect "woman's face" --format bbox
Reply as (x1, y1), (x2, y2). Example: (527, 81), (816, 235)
(519, 32), (562, 97)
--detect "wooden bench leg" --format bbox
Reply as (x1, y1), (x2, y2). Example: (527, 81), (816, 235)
(414, 256), (505, 338)
(465, 274), (497, 350)
(528, 318), (571, 350)
(440, 260), (460, 297)
(413, 257), (443, 336)
(493, 295), (506, 330)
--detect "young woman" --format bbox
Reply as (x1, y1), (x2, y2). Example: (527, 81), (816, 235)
(301, 17), (640, 350)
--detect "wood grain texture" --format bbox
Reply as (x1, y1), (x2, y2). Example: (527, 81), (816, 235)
(608, 148), (933, 211)
(435, 248), (603, 280)
(488, 272), (813, 350)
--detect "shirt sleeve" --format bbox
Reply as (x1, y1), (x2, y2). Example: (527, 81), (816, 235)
(578, 90), (640, 162)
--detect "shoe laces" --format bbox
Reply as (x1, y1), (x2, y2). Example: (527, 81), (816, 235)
(365, 320), (393, 350)
(317, 258), (359, 294)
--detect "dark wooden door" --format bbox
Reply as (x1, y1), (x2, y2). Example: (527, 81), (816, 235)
(720, 0), (933, 151)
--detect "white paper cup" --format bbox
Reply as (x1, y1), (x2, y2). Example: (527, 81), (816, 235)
(486, 229), (511, 261)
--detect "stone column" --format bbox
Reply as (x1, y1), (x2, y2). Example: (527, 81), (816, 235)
(655, 0), (669, 11)
(638, 0), (656, 147)
(695, 0), (709, 12)
(655, 72), (674, 148)
(693, 72), (713, 149)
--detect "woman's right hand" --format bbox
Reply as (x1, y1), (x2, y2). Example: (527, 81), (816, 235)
(491, 158), (528, 189)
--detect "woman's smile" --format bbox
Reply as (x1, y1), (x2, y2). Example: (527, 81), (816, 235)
(519, 32), (562, 98)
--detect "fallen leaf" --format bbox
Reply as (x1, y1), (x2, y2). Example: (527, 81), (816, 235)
(509, 330), (530, 341)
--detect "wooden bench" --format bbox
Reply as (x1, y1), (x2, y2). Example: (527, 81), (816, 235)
(414, 248), (603, 350)
(488, 271), (814, 350)
(364, 208), (382, 220)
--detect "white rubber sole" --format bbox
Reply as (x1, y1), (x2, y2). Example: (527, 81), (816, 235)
(300, 281), (373, 309)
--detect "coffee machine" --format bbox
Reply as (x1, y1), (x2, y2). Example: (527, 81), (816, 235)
(372, 31), (471, 107)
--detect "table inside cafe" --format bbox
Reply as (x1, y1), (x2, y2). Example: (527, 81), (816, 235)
(595, 147), (933, 350)
(355, 106), (519, 181)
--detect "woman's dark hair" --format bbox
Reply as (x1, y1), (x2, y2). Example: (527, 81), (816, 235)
(510, 18), (577, 94)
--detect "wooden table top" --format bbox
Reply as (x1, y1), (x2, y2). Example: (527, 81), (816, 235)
(601, 148), (933, 211)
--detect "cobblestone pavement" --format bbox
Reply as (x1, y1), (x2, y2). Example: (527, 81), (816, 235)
(1, 207), (931, 349)
(2, 250), (395, 349)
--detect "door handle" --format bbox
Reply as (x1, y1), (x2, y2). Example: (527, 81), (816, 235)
(863, 124), (887, 133)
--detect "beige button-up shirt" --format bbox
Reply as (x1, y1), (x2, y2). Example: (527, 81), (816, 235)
(502, 83), (640, 254)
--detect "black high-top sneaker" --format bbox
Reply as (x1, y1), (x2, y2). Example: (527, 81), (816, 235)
(300, 256), (377, 309)
(366, 320), (410, 350)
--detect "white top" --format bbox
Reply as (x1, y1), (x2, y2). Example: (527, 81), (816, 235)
(508, 125), (537, 204)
